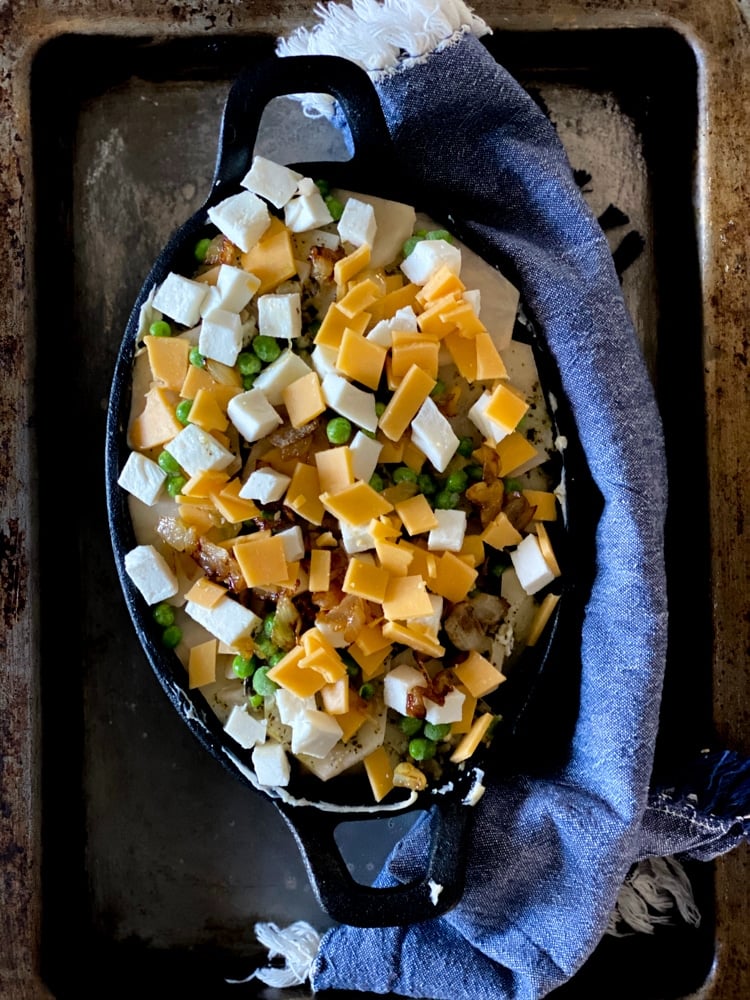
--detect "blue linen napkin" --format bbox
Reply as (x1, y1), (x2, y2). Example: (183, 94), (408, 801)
(267, 3), (750, 997)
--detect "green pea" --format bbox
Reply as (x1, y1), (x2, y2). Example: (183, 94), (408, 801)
(417, 473), (436, 496)
(175, 399), (193, 424)
(161, 624), (182, 649)
(326, 416), (352, 445)
(457, 436), (475, 458)
(237, 351), (262, 376)
(194, 237), (212, 262)
(430, 379), (446, 399)
(325, 195), (344, 221)
(490, 561), (508, 578)
(262, 613), (276, 638)
(402, 235), (424, 258)
(254, 635), (276, 660)
(446, 470), (468, 493)
(359, 683), (374, 700)
(408, 737), (437, 761)
(166, 475), (186, 498)
(374, 401), (387, 417)
(393, 466), (417, 485)
(315, 178), (331, 197)
(360, 428), (378, 440)
(466, 464), (484, 482)
(252, 335), (281, 363)
(435, 489), (460, 510)
(248, 693), (264, 709)
(157, 451), (181, 475)
(232, 654), (256, 679)
(253, 666), (278, 697)
(504, 478), (523, 493)
(425, 229), (453, 243)
(189, 346), (205, 368)
(268, 651), (285, 667)
(152, 602), (175, 627)
(369, 473), (385, 492)
(242, 375), (256, 390)
(424, 722), (451, 741)
(399, 716), (423, 737)
(149, 320), (172, 338)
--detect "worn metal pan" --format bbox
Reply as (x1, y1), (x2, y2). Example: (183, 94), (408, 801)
(105, 53), (588, 928)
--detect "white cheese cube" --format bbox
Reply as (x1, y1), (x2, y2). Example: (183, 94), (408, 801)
(322, 373), (378, 433)
(185, 595), (261, 646)
(463, 288), (481, 315)
(198, 307), (244, 367)
(424, 688), (465, 725)
(199, 285), (222, 318)
(411, 594), (443, 636)
(252, 741), (291, 786)
(152, 272), (209, 327)
(253, 349), (312, 406)
(216, 264), (261, 312)
(275, 689), (317, 726)
(164, 423), (235, 477)
(510, 534), (556, 596)
(239, 467), (291, 503)
(291, 709), (343, 758)
(224, 704), (267, 750)
(349, 431), (383, 484)
(124, 544), (178, 605)
(310, 344), (339, 380)
(365, 319), (393, 348)
(338, 197), (376, 248)
(383, 663), (427, 716)
(227, 388), (283, 443)
(207, 190), (271, 253)
(258, 292), (302, 340)
(284, 191), (334, 233)
(340, 520), (376, 555)
(117, 451), (167, 506)
(428, 509), (467, 552)
(411, 396), (460, 473)
(391, 306), (419, 332)
(332, 189), (416, 269)
(313, 618), (349, 648)
(276, 525), (305, 562)
(296, 176), (318, 197)
(241, 156), (302, 209)
(400, 240), (462, 285)
(468, 391), (511, 447)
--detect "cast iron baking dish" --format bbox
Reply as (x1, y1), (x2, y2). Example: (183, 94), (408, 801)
(105, 52), (589, 928)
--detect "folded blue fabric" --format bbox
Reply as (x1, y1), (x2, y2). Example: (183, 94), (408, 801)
(273, 6), (750, 997)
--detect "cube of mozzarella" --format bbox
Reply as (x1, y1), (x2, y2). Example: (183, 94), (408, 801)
(284, 191), (334, 233)
(365, 319), (393, 348)
(310, 344), (339, 380)
(227, 388), (283, 443)
(510, 534), (556, 595)
(277, 525), (305, 562)
(152, 272), (209, 327)
(383, 664), (427, 716)
(339, 519), (376, 555)
(258, 292), (302, 340)
(117, 451), (167, 506)
(424, 688), (465, 725)
(411, 594), (444, 637)
(291, 709), (343, 759)
(223, 704), (267, 750)
(252, 741), (291, 786)
(253, 349), (312, 406)
(391, 305), (419, 332)
(275, 689), (317, 726)
(207, 190), (271, 253)
(241, 156), (302, 209)
(411, 396), (460, 473)
(322, 373), (378, 433)
(468, 391), (511, 447)
(199, 285), (222, 319)
(216, 264), (261, 313)
(338, 197), (376, 248)
(239, 467), (291, 503)
(428, 509), (467, 552)
(349, 431), (383, 484)
(199, 307), (244, 367)
(164, 423), (235, 477)
(400, 240), (462, 285)
(185, 595), (261, 646)
(124, 544), (178, 605)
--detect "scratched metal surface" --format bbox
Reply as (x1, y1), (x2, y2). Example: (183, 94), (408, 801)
(1, 3), (748, 998)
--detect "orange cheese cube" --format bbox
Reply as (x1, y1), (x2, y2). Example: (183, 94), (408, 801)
(175, 503), (217, 533)
(527, 592), (561, 647)
(267, 645), (327, 697)
(334, 242), (371, 287)
(378, 437), (405, 464)
(320, 480), (393, 525)
(308, 548), (332, 592)
(282, 370), (326, 428)
(337, 705), (370, 743)
(450, 684), (478, 735)
(300, 645), (347, 684)
(395, 494), (439, 536)
(428, 552), (478, 603)
(349, 642), (392, 680)
(262, 447), (301, 478)
(240, 216), (296, 294)
(364, 746), (394, 802)
(536, 522), (562, 578)
(495, 432), (539, 477)
(375, 539), (413, 577)
(400, 541), (437, 581)
(284, 463), (325, 525)
(336, 329), (387, 390)
(382, 575), (434, 620)
(342, 557), (390, 603)
(188, 638), (217, 689)
(485, 382), (529, 432)
(378, 365), (436, 442)
(353, 622), (391, 656)
(416, 264), (465, 305)
(315, 303), (370, 349)
(381, 621), (445, 658)
(453, 650), (506, 698)
(315, 446), (354, 495)
(182, 469), (230, 499)
(234, 534), (289, 588)
(416, 292), (460, 337)
(390, 337), (440, 380)
(180, 365), (242, 407)
(474, 331), (508, 381)
(337, 277), (382, 317)
(401, 439), (426, 473)
(444, 330), (478, 382)
(368, 282), (420, 324)
(522, 490), (558, 521)
(144, 334), (190, 391)
(481, 511), (523, 550)
(449, 712), (494, 763)
(188, 387), (230, 433)
(184, 576), (228, 609)
(129, 386), (182, 451)
(439, 299), (486, 336)
(460, 534), (485, 567)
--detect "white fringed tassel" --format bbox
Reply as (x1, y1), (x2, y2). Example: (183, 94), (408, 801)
(276, 0), (491, 117)
(606, 856), (702, 937)
(227, 921), (322, 988)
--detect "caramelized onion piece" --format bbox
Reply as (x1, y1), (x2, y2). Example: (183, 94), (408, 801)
(444, 593), (509, 651)
(466, 479), (505, 527)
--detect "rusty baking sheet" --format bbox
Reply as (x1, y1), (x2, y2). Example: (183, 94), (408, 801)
(18, 22), (725, 1000)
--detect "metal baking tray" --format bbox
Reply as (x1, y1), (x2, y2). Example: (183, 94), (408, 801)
(2, 2), (748, 997)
